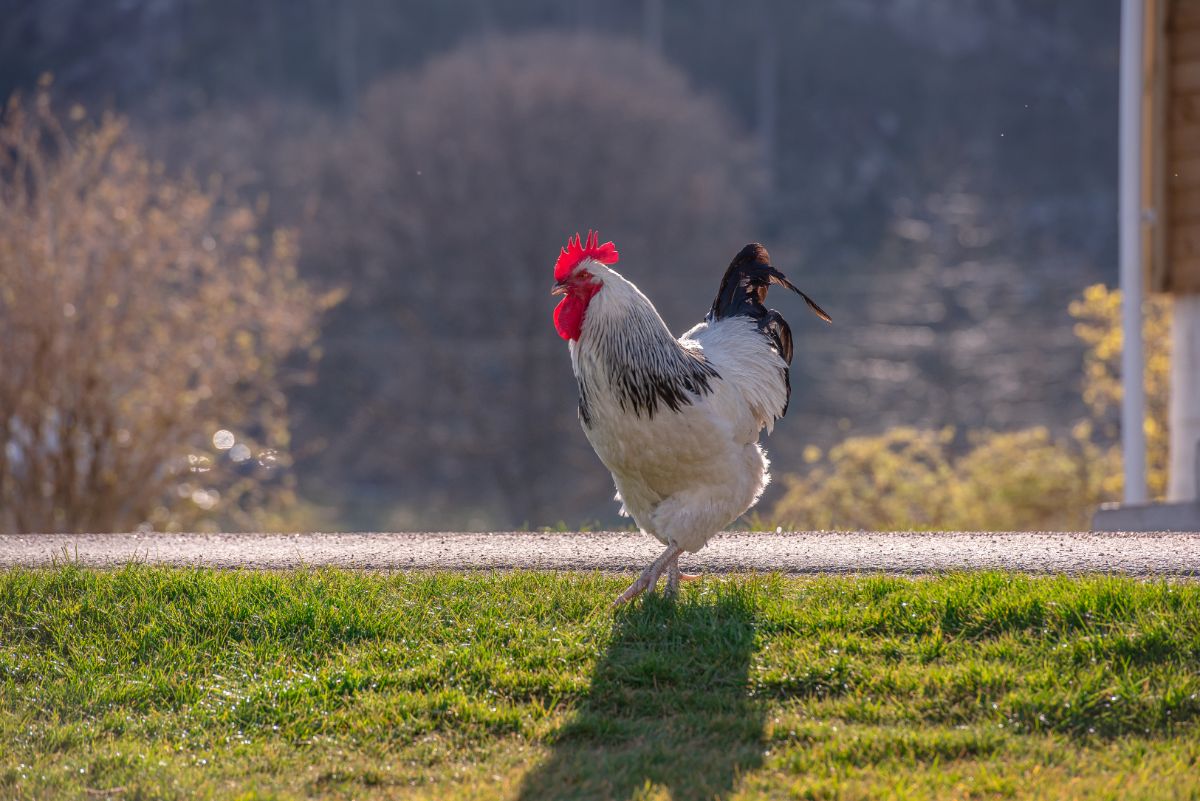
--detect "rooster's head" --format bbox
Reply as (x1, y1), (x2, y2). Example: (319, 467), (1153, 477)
(550, 230), (619, 341)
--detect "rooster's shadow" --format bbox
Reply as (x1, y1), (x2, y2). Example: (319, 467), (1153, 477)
(516, 587), (764, 800)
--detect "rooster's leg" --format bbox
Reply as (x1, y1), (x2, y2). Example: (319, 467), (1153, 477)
(665, 553), (702, 595)
(614, 544), (681, 606)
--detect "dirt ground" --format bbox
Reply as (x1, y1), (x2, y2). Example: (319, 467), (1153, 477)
(1, 530), (1199, 575)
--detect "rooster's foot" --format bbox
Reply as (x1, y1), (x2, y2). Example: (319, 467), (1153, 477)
(665, 553), (701, 595)
(614, 544), (682, 606)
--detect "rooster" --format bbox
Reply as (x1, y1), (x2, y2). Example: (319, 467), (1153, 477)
(551, 231), (831, 605)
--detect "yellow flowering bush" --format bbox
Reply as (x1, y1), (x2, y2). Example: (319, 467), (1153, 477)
(772, 285), (1168, 531)
(1068, 283), (1171, 499)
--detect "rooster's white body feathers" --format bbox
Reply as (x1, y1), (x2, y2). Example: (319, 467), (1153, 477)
(569, 262), (791, 553)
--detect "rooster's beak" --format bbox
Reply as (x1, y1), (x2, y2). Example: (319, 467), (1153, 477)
(551, 282), (568, 296)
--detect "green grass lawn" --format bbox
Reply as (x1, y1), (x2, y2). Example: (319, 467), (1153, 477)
(1, 567), (1199, 800)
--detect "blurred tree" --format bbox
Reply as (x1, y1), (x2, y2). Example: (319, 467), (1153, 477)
(300, 33), (762, 526)
(0, 85), (331, 533)
(136, 98), (333, 234)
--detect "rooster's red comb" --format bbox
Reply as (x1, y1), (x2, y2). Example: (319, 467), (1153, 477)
(554, 230), (619, 281)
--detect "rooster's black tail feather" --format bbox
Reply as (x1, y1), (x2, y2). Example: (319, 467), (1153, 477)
(706, 243), (829, 418)
(706, 243), (831, 354)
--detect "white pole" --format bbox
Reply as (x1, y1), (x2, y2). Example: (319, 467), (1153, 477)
(1119, 0), (1148, 504)
(1168, 296), (1200, 501)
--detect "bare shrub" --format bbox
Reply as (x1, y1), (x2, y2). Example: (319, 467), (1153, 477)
(0, 86), (330, 533)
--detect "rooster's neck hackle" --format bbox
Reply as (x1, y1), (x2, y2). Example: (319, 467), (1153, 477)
(571, 268), (718, 426)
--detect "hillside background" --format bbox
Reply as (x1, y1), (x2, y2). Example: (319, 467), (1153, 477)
(0, 0), (1122, 530)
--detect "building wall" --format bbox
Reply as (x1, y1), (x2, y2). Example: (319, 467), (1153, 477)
(1166, 0), (1200, 292)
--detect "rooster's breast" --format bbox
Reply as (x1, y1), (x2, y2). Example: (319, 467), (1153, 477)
(574, 343), (771, 507)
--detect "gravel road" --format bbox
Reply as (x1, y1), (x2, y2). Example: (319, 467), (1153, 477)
(1, 531), (1199, 575)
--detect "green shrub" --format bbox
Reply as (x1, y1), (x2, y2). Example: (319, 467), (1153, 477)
(771, 284), (1167, 531)
(772, 427), (1110, 531)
